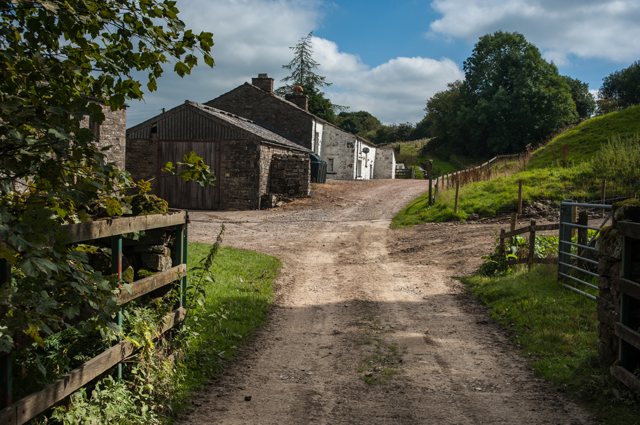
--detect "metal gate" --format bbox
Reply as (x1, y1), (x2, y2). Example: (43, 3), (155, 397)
(158, 140), (221, 210)
(558, 199), (612, 300)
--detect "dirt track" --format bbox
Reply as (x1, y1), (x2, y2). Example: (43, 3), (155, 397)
(183, 179), (598, 424)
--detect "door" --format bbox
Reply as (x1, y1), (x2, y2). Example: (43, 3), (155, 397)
(158, 140), (221, 210)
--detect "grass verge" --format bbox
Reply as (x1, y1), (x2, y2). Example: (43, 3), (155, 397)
(464, 265), (640, 424)
(168, 243), (280, 416)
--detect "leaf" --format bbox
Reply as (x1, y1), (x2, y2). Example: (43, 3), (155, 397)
(35, 355), (47, 377)
(0, 248), (17, 265)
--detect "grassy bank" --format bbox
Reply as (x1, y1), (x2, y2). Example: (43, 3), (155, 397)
(528, 105), (640, 169)
(169, 243), (280, 413)
(464, 265), (640, 424)
(392, 167), (592, 227)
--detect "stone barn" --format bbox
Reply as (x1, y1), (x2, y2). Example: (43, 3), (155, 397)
(206, 74), (396, 180)
(126, 100), (311, 210)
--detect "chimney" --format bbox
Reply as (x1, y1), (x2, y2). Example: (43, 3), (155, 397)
(252, 73), (274, 93)
(285, 94), (309, 111)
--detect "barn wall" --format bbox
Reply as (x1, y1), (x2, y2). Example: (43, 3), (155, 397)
(259, 144), (289, 197)
(268, 153), (311, 198)
(219, 140), (262, 210)
(126, 138), (158, 192)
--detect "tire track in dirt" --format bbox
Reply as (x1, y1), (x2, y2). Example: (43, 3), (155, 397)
(183, 180), (598, 424)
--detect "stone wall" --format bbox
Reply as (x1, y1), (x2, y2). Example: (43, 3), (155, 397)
(258, 144), (290, 197)
(268, 153), (310, 198)
(219, 139), (261, 210)
(126, 137), (158, 192)
(206, 83), (315, 149)
(374, 148), (396, 179)
(80, 101), (127, 170)
(596, 200), (640, 373)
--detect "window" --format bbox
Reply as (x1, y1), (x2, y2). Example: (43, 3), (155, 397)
(328, 158), (334, 172)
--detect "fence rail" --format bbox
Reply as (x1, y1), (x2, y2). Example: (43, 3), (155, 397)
(499, 220), (560, 267)
(0, 212), (189, 425)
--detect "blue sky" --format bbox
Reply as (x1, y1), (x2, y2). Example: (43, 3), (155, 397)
(127, 0), (640, 127)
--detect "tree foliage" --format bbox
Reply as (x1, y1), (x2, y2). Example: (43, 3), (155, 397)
(598, 60), (640, 114)
(562, 76), (596, 119)
(336, 111), (382, 135)
(279, 32), (329, 92)
(0, 0), (214, 353)
(424, 31), (577, 158)
(276, 32), (347, 124)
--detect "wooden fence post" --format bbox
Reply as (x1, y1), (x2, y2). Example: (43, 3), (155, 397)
(111, 235), (123, 379)
(454, 179), (460, 213)
(510, 212), (518, 243)
(500, 229), (505, 256)
(528, 219), (536, 270)
(428, 160), (433, 206)
(601, 178), (606, 218)
(411, 167), (415, 179)
(0, 259), (11, 409)
(518, 180), (523, 215)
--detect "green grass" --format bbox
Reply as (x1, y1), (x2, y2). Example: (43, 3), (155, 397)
(169, 243), (280, 415)
(391, 167), (595, 227)
(393, 139), (459, 175)
(529, 105), (640, 169)
(464, 265), (640, 424)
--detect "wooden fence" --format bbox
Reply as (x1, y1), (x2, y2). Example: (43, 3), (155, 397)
(498, 220), (560, 267)
(0, 212), (189, 425)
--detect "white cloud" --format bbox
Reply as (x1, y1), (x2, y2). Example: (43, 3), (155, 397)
(427, 0), (640, 65)
(313, 37), (464, 123)
(126, 0), (464, 128)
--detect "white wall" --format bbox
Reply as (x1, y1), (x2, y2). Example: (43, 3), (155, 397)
(373, 148), (396, 179)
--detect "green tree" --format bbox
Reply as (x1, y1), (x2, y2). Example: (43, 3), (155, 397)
(0, 0), (214, 353)
(280, 32), (329, 91)
(562, 76), (596, 119)
(276, 32), (346, 123)
(336, 111), (382, 135)
(422, 80), (469, 158)
(598, 60), (640, 114)
(461, 31), (576, 154)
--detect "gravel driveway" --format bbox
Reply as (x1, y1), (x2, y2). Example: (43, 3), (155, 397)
(182, 179), (597, 425)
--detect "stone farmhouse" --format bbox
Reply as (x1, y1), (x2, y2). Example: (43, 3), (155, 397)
(125, 100), (311, 210)
(80, 98), (128, 170)
(206, 74), (396, 180)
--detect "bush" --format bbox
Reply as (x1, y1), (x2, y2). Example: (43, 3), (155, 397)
(586, 133), (640, 186)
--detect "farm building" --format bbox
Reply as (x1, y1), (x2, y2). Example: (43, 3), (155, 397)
(126, 100), (311, 210)
(206, 74), (396, 180)
(80, 98), (128, 170)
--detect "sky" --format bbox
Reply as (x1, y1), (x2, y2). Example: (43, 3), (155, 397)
(126, 0), (640, 127)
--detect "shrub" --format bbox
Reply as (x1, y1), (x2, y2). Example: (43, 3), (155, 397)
(587, 133), (640, 186)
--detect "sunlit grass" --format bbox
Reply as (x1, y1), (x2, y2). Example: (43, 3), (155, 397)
(464, 265), (640, 424)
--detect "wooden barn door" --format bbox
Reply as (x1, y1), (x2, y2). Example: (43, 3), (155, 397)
(158, 140), (221, 210)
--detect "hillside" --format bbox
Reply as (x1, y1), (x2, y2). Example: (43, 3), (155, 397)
(528, 105), (640, 169)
